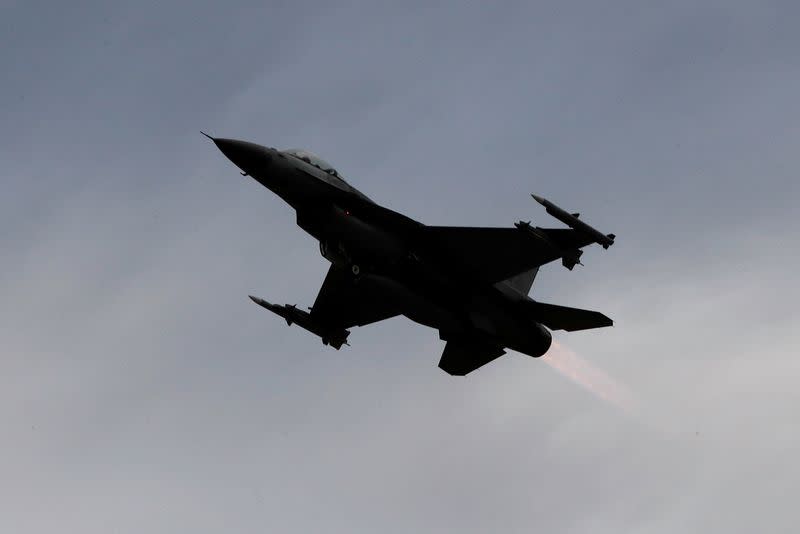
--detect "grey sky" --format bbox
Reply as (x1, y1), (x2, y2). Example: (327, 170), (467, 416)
(2, 1), (799, 532)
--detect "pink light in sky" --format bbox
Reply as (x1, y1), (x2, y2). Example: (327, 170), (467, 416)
(542, 340), (636, 415)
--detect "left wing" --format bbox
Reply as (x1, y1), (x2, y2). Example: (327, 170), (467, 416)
(310, 264), (401, 329)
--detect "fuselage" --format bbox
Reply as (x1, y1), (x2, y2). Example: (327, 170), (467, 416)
(211, 137), (552, 358)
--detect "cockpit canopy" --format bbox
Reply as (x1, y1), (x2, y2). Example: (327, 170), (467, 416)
(284, 148), (343, 179)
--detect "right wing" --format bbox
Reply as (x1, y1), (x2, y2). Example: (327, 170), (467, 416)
(418, 226), (596, 284)
(310, 263), (402, 330)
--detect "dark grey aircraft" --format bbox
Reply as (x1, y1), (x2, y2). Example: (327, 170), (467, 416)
(204, 133), (616, 375)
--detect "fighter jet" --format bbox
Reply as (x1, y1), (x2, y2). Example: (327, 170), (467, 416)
(204, 133), (616, 375)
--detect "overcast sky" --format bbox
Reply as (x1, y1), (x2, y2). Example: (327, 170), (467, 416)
(2, 1), (799, 532)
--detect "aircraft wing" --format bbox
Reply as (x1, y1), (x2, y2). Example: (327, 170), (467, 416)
(438, 338), (506, 376)
(310, 264), (401, 329)
(419, 226), (596, 284)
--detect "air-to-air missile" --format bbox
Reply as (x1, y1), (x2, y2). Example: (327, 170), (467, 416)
(248, 296), (350, 349)
(531, 194), (616, 249)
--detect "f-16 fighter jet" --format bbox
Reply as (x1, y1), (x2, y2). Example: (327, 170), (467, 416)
(204, 132), (616, 375)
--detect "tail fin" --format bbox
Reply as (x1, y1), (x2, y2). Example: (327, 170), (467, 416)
(503, 267), (539, 295)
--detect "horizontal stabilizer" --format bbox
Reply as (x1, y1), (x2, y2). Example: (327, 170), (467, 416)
(523, 301), (613, 332)
(438, 339), (506, 376)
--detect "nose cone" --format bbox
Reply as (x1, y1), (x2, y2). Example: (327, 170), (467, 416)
(208, 136), (273, 175)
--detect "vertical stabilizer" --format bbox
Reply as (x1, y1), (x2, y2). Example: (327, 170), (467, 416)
(503, 267), (539, 295)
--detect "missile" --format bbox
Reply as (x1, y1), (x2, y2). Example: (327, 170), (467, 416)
(248, 295), (350, 349)
(531, 194), (616, 249)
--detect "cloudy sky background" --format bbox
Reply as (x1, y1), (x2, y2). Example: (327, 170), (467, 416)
(2, 1), (799, 532)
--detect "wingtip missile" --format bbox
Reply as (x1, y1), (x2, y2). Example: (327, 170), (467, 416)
(248, 294), (350, 349)
(531, 194), (615, 249)
(249, 294), (274, 309)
